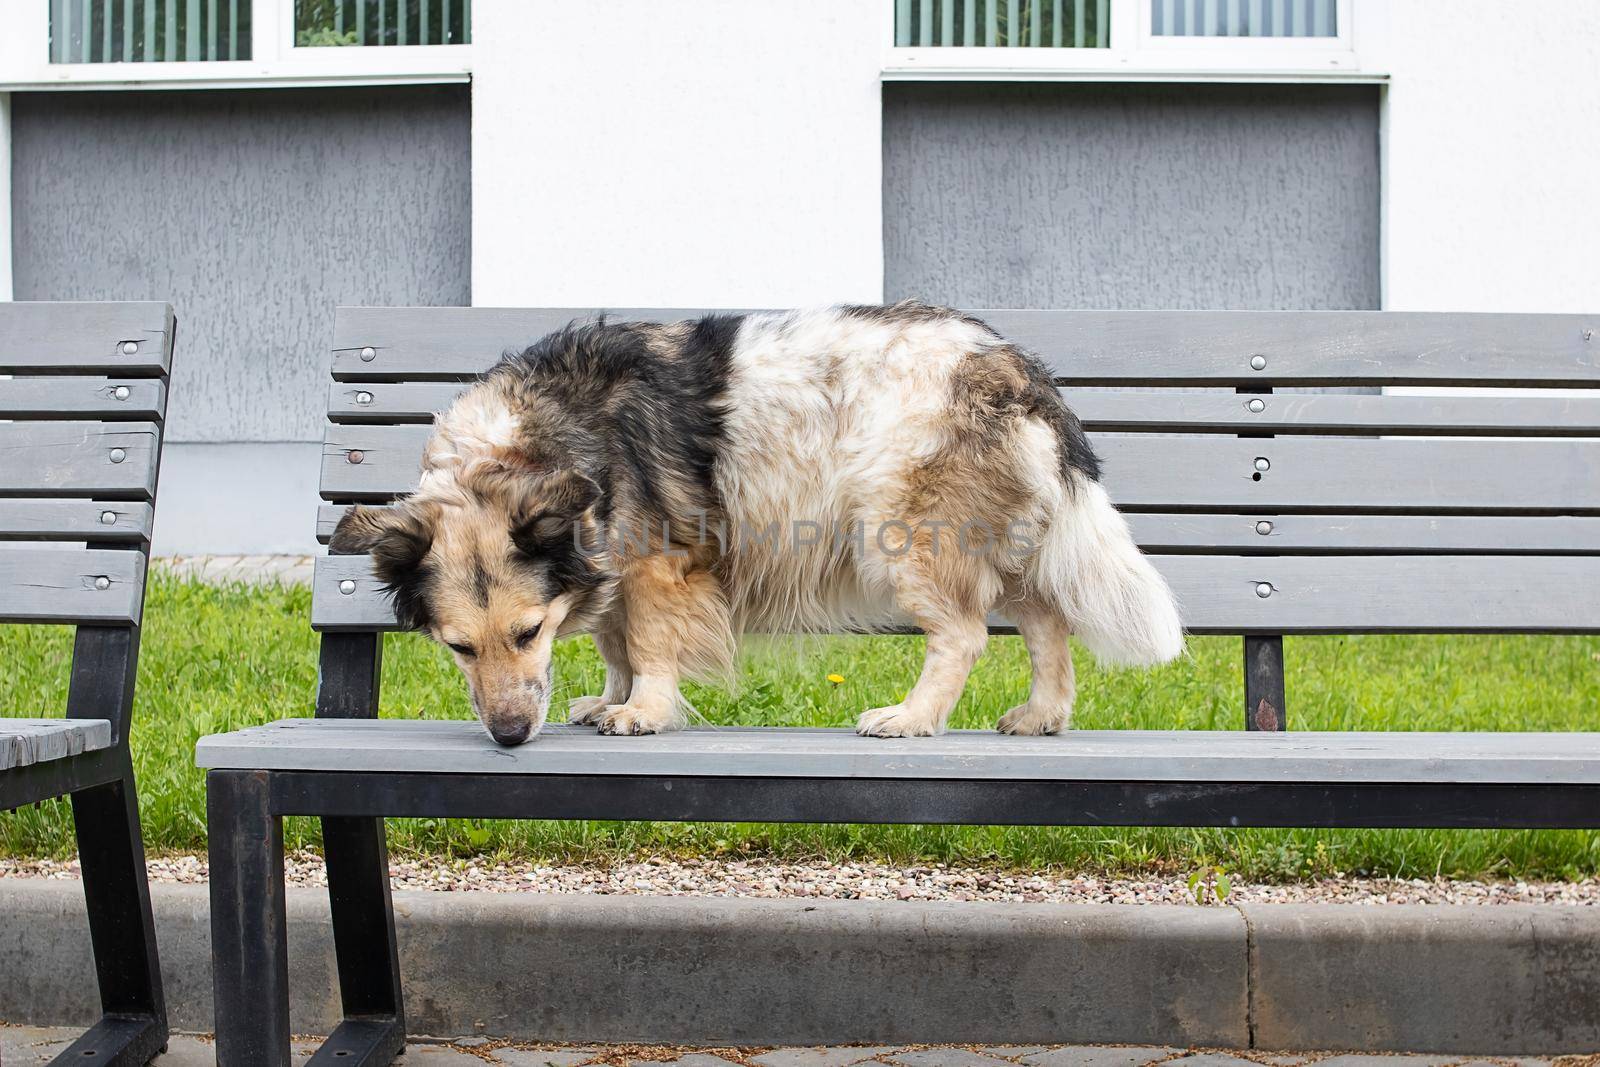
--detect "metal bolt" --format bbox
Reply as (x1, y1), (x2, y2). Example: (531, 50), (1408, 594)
(1246, 398), (1265, 413)
(339, 579), (356, 595)
(109, 448), (126, 464)
(100, 510), (117, 525)
(359, 346), (377, 362)
(113, 385), (131, 400)
(355, 391), (374, 406)
(1249, 354), (1267, 371)
(120, 341), (138, 355)
(93, 576), (111, 591)
(1255, 582), (1274, 598)
(347, 450), (365, 465)
(1255, 520), (1273, 535)
(1254, 456), (1271, 472)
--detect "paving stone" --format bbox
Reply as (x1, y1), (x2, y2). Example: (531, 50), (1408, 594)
(1021, 1049), (1181, 1067)
(886, 1051), (1012, 1067)
(1164, 1057), (1254, 1067)
(1310, 1058), (1462, 1067)
(981, 1049), (1050, 1061)
(494, 1050), (603, 1067)
(402, 1045), (488, 1061)
(671, 1055), (748, 1067)
(752, 1049), (903, 1067)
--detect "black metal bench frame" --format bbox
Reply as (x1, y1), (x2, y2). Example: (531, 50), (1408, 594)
(203, 306), (1600, 1066)
(1, 302), (174, 1067)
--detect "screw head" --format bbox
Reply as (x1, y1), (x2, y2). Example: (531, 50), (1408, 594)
(1255, 582), (1274, 598)
(1249, 354), (1267, 371)
(120, 341), (139, 355)
(109, 448), (126, 464)
(1246, 398), (1266, 413)
(100, 510), (117, 525)
(359, 346), (377, 362)
(1254, 456), (1271, 472)
(93, 576), (111, 591)
(1255, 520), (1273, 535)
(355, 391), (374, 406)
(113, 385), (131, 400)
(339, 579), (356, 595)
(347, 450), (365, 465)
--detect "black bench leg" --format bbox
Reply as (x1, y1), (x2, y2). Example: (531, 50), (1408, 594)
(312, 816), (407, 1066)
(1244, 634), (1287, 731)
(49, 767), (168, 1067)
(208, 770), (292, 1067)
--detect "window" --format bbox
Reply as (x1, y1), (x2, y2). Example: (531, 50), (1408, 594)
(1151, 0), (1336, 37)
(895, 0), (1110, 49)
(294, 0), (469, 47)
(50, 0), (253, 62)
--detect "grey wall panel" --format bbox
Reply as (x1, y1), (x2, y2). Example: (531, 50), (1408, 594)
(10, 86), (471, 444)
(883, 83), (1379, 310)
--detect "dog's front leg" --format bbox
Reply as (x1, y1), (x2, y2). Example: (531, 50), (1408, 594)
(598, 553), (727, 735)
(569, 624), (631, 725)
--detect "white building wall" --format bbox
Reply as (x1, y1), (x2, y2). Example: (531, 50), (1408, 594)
(1360, 0), (1600, 313)
(469, 0), (886, 309)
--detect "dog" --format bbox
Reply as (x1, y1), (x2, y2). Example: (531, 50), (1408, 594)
(331, 302), (1183, 744)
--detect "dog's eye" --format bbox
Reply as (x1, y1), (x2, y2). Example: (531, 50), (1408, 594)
(446, 642), (477, 658)
(514, 624), (542, 649)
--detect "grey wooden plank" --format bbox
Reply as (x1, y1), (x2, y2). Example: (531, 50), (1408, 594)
(317, 505), (1600, 556)
(0, 377), (167, 421)
(193, 720), (1600, 785)
(308, 552), (1600, 634)
(1123, 513), (1600, 555)
(0, 301), (174, 376)
(329, 381), (1600, 437)
(0, 421), (160, 500)
(0, 548), (145, 624)
(327, 307), (1600, 386)
(0, 718), (114, 771)
(318, 424), (1600, 513)
(0, 500), (154, 541)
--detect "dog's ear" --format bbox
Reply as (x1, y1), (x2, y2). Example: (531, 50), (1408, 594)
(509, 470), (601, 556)
(329, 501), (437, 588)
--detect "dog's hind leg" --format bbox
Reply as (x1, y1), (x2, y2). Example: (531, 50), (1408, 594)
(997, 600), (1075, 735)
(856, 542), (992, 738)
(569, 624), (631, 725)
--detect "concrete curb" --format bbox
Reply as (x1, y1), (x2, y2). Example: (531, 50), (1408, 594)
(1, 880), (1597, 1053)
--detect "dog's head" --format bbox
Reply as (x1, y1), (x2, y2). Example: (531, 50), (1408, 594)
(330, 468), (616, 745)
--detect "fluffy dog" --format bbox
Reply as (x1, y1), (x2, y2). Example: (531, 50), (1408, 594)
(331, 303), (1183, 744)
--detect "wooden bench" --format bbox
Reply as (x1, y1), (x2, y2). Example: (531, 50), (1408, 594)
(1, 301), (174, 1067)
(197, 307), (1600, 1066)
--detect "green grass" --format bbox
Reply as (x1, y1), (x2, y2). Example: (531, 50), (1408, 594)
(4, 575), (1600, 881)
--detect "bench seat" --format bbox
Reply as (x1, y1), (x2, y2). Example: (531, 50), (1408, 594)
(1, 718), (113, 771)
(196, 720), (1600, 785)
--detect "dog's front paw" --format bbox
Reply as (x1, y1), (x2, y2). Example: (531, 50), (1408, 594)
(567, 696), (608, 725)
(856, 703), (942, 738)
(997, 702), (1070, 736)
(598, 698), (685, 736)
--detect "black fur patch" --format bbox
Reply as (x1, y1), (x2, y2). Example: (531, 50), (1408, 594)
(1014, 348), (1102, 484)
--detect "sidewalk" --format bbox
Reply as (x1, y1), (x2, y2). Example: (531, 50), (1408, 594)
(1, 1027), (1564, 1067)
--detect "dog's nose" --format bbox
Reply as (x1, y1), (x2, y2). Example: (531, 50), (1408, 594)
(488, 720), (532, 746)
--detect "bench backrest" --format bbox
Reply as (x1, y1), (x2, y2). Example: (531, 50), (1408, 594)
(0, 301), (174, 739)
(312, 308), (1600, 638)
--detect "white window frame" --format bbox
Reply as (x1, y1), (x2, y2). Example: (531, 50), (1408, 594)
(0, 0), (471, 91)
(884, 0), (1377, 83)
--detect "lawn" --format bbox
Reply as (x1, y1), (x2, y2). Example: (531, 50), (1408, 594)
(3, 574), (1599, 881)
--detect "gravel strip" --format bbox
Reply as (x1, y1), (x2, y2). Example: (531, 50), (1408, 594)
(4, 854), (1599, 905)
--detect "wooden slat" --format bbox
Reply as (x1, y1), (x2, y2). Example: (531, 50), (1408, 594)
(0, 548), (146, 624)
(0, 422), (161, 500)
(328, 380), (1600, 436)
(327, 307), (1600, 386)
(309, 553), (1600, 634)
(318, 425), (1600, 514)
(0, 718), (115, 771)
(196, 720), (1600, 785)
(0, 377), (166, 421)
(0, 301), (174, 376)
(1124, 513), (1600, 555)
(0, 500), (154, 542)
(317, 505), (1600, 556)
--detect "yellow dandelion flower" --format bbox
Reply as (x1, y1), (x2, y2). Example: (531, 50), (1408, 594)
(826, 673), (845, 685)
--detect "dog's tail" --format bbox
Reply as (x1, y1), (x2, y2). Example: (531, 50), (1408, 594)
(1029, 474), (1185, 667)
